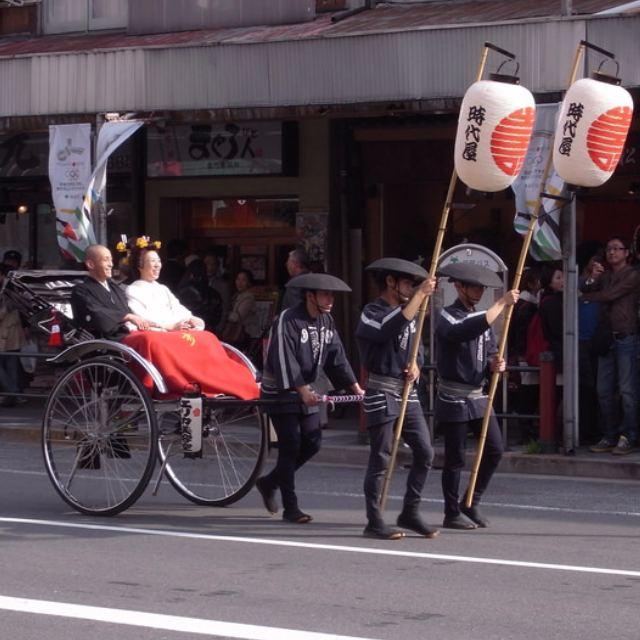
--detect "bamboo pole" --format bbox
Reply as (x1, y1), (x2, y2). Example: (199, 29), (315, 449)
(464, 42), (586, 509)
(379, 43), (496, 512)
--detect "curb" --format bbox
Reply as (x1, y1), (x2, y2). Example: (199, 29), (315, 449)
(314, 442), (640, 481)
(2, 423), (639, 482)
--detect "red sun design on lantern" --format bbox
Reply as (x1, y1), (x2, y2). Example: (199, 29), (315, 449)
(193, 408), (201, 418)
(490, 107), (536, 176)
(587, 106), (632, 172)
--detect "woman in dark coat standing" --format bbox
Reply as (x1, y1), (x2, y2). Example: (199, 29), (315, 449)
(539, 264), (564, 371)
(538, 263), (564, 443)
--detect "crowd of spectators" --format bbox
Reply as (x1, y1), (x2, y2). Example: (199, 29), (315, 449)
(508, 232), (640, 454)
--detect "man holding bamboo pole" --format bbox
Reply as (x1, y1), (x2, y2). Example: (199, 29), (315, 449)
(356, 258), (438, 540)
(435, 262), (518, 530)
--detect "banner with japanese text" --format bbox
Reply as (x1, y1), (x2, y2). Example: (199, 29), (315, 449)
(512, 104), (566, 261)
(48, 124), (94, 262)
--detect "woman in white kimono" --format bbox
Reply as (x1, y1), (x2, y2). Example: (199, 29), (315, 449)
(126, 246), (205, 331)
(122, 242), (257, 399)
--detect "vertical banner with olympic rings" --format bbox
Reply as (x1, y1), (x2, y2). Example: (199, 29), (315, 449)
(48, 123), (94, 262)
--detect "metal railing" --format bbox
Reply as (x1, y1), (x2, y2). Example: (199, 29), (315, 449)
(358, 357), (559, 449)
(2, 349), (560, 452)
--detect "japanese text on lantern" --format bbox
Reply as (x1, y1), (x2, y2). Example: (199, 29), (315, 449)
(558, 102), (584, 157)
(462, 105), (486, 162)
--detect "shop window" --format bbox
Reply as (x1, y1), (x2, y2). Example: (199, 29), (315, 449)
(43, 0), (127, 34)
(0, 131), (48, 177)
(89, 0), (128, 30)
(0, 4), (38, 36)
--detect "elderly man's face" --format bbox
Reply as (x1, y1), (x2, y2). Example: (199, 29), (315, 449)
(87, 246), (113, 282)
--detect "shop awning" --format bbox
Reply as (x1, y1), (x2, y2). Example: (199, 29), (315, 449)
(0, 0), (639, 119)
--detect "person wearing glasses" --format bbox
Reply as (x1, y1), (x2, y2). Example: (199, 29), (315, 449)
(582, 236), (640, 455)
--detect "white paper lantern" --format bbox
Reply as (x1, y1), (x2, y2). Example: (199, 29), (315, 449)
(553, 77), (633, 187)
(454, 80), (536, 192)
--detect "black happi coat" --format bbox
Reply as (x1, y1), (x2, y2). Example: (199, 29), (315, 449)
(261, 302), (356, 414)
(435, 298), (496, 423)
(356, 297), (423, 426)
(356, 298), (424, 378)
(71, 277), (131, 340)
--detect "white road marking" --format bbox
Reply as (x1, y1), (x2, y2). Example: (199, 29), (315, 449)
(0, 595), (377, 640)
(1, 466), (639, 518)
(2, 516), (640, 578)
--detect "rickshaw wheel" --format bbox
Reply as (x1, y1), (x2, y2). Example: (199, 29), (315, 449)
(157, 398), (267, 506)
(42, 357), (157, 516)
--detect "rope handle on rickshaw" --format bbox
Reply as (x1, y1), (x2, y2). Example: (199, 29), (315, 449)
(317, 394), (364, 409)
(199, 394), (364, 408)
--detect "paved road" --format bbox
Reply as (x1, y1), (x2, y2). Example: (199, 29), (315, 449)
(0, 439), (639, 640)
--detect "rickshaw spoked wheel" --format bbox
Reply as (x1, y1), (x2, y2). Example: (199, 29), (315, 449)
(42, 356), (157, 516)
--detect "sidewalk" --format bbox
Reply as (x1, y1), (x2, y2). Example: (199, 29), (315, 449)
(2, 399), (639, 481)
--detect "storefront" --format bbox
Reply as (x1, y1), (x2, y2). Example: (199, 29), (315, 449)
(338, 105), (640, 287)
(144, 118), (331, 290)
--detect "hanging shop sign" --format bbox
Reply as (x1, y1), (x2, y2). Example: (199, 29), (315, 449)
(147, 121), (296, 177)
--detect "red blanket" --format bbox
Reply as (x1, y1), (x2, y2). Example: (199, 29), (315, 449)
(123, 330), (259, 400)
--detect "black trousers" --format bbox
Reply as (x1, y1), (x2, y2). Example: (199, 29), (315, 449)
(440, 414), (503, 518)
(261, 412), (321, 513)
(363, 402), (434, 526)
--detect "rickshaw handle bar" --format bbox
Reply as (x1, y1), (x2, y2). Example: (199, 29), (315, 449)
(204, 395), (364, 407)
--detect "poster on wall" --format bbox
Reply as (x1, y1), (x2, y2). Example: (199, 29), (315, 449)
(147, 122), (285, 177)
(296, 211), (328, 267)
(240, 254), (267, 282)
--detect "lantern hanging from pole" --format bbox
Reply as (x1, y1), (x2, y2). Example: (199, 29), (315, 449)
(454, 76), (536, 192)
(552, 74), (633, 188)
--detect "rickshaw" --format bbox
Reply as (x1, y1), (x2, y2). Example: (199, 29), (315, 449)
(1, 270), (268, 516)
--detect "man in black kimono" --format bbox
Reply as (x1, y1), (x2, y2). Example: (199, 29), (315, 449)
(356, 258), (437, 540)
(71, 244), (150, 339)
(256, 272), (364, 524)
(435, 262), (518, 530)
